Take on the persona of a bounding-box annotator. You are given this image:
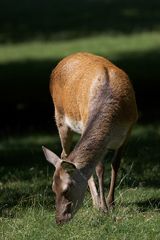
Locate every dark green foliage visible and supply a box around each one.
[0,0,160,42]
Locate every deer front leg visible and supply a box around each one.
[88,176,100,209]
[60,126,73,160]
[55,110,73,159]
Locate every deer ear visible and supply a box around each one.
[61,161,76,175]
[42,146,61,167]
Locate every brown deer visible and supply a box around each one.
[42,52,138,224]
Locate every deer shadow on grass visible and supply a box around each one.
[116,122,160,189]
[0,183,55,218]
[134,198,160,212]
[0,148,58,218]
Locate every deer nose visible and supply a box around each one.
[56,213,72,225]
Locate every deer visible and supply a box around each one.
[42,52,138,224]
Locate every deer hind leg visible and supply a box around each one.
[96,161,108,212]
[106,145,125,209]
[55,110,73,159]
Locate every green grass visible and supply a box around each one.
[0,124,160,240]
[1,191,160,240]
[0,32,160,64]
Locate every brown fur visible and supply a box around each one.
[44,52,138,224]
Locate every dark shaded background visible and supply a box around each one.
[0,0,160,135]
[0,0,160,42]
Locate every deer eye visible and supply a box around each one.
[63,189,68,195]
[63,184,72,197]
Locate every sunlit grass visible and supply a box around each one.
[0,31,160,63]
[1,188,160,240]
[0,134,57,151]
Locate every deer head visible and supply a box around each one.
[42,146,87,224]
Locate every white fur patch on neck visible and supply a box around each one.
[65,116,84,134]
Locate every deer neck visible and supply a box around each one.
[68,99,116,180]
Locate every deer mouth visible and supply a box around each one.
[56,213,72,225]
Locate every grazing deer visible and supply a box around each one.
[42,52,138,224]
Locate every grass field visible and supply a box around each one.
[0,124,160,240]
